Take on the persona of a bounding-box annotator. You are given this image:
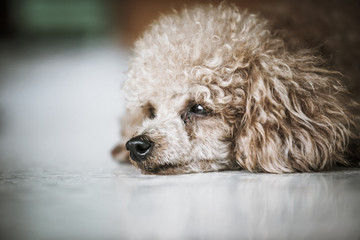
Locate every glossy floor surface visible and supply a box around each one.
[1,42,359,240]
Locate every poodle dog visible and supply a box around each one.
[112,3,360,174]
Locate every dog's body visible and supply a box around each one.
[113,3,360,174]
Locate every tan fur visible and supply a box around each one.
[113,3,360,174]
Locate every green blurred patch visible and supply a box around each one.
[12,0,111,36]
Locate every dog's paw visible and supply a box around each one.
[111,143,130,163]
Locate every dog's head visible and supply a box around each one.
[122,4,357,174]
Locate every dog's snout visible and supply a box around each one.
[126,135,154,162]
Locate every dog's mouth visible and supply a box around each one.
[138,162,187,175]
[131,160,190,175]
[133,159,239,175]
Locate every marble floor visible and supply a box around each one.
[0,41,359,240]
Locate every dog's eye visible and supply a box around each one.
[149,107,156,119]
[189,104,207,115]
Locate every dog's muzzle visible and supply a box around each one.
[126,135,154,162]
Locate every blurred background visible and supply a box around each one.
[0,0,125,171]
[0,1,359,239]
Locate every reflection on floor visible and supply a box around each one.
[0,42,359,240]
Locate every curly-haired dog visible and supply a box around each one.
[112,3,360,174]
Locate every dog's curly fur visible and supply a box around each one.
[112,3,360,174]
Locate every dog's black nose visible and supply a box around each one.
[126,135,154,162]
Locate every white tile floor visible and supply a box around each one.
[0,41,359,240]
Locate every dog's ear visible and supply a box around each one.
[233,51,358,173]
